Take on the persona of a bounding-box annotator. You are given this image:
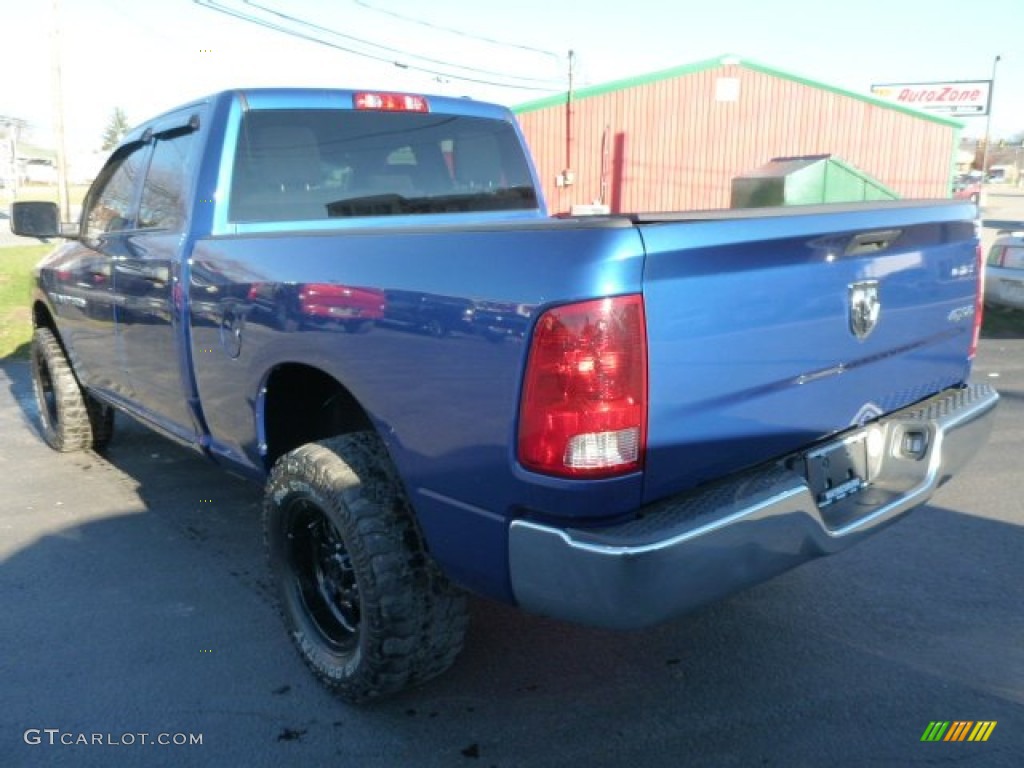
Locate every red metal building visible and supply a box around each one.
[513,54,961,214]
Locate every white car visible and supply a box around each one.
[985,231,1024,310]
[21,159,58,185]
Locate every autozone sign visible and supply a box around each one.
[870,80,992,116]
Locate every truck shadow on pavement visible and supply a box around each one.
[3,360,1023,766]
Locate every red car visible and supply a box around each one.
[297,283,386,332]
[952,175,981,204]
[248,282,385,333]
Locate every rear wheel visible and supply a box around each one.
[31,327,114,452]
[264,432,468,703]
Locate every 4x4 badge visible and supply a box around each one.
[849,280,880,340]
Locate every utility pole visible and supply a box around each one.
[1,118,22,199]
[979,54,1001,191]
[51,0,70,221]
[562,49,575,188]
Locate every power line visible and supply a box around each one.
[193,0,564,92]
[242,0,562,85]
[351,0,561,62]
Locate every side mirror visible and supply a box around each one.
[9,201,72,238]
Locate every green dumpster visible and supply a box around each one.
[731,154,899,208]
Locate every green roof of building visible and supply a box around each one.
[514,53,963,129]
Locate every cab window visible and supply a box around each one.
[83,144,149,237]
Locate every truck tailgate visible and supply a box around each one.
[637,202,979,503]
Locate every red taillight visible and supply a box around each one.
[518,295,647,478]
[353,92,429,112]
[969,243,984,360]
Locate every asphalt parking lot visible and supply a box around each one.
[1,193,1022,767]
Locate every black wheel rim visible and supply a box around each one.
[285,497,361,652]
[34,351,58,429]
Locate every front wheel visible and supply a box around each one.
[31,327,114,452]
[264,432,468,703]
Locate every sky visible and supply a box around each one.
[1,0,1021,157]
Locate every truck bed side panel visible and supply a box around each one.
[187,221,646,597]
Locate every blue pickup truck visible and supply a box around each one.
[10,88,998,702]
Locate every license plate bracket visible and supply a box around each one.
[803,431,870,506]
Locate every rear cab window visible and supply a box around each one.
[228,109,538,223]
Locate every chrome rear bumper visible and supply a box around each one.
[509,384,998,629]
